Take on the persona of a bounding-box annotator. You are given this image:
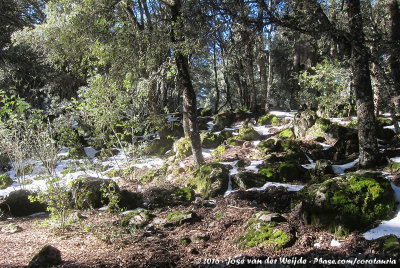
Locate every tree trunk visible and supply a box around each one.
[168,0,204,165]
[347,0,379,167]
[390,0,400,112]
[213,43,220,114]
[265,23,274,113]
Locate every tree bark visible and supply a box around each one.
[213,43,220,114]
[168,0,204,165]
[390,0,400,112]
[347,0,379,167]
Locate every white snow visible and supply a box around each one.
[302,154,316,170]
[222,160,239,197]
[391,157,400,163]
[269,110,295,118]
[246,181,304,192]
[332,158,359,175]
[245,160,264,172]
[330,239,341,247]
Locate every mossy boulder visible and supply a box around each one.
[235,211,291,250]
[258,114,279,126]
[305,118,331,138]
[226,137,244,146]
[212,111,235,131]
[166,210,196,226]
[279,128,294,139]
[293,110,318,138]
[233,171,267,189]
[309,160,334,183]
[145,186,194,209]
[296,172,395,236]
[257,138,280,154]
[259,162,307,183]
[122,209,150,229]
[70,177,120,209]
[28,245,62,268]
[188,163,229,198]
[146,136,175,156]
[173,137,192,159]
[238,125,261,141]
[0,190,47,217]
[377,235,400,258]
[0,173,13,189]
[201,131,225,148]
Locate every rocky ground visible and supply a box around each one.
[1,109,400,267]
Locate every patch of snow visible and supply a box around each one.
[121,207,146,215]
[98,206,108,211]
[222,160,239,197]
[202,148,215,159]
[253,140,261,147]
[245,160,264,172]
[166,114,180,123]
[269,110,295,118]
[207,121,215,131]
[28,212,46,217]
[302,154,316,170]
[314,243,320,248]
[391,157,400,163]
[318,142,332,150]
[330,239,341,247]
[133,157,164,169]
[247,181,304,192]
[364,183,400,240]
[332,158,359,175]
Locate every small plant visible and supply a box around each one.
[29,177,74,232]
[101,181,121,213]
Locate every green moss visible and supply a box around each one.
[381,235,400,258]
[188,162,229,198]
[278,162,300,182]
[298,172,395,235]
[174,137,192,159]
[201,131,225,148]
[227,137,241,146]
[122,209,149,229]
[166,210,193,225]
[257,138,278,153]
[279,129,294,139]
[0,173,13,189]
[216,211,224,219]
[376,117,392,127]
[235,212,290,250]
[172,186,194,202]
[306,118,331,138]
[238,125,261,141]
[258,114,279,126]
[147,136,175,156]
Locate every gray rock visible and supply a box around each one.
[28,245,62,268]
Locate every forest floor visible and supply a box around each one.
[1,111,400,267]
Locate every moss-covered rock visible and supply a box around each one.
[293,110,318,138]
[122,209,150,229]
[70,177,120,209]
[257,138,280,154]
[201,131,225,148]
[0,190,47,217]
[238,125,261,141]
[171,186,195,202]
[0,173,13,189]
[145,186,194,209]
[226,137,244,146]
[305,118,331,138]
[233,171,267,189]
[235,211,291,250]
[0,154,10,172]
[146,136,175,156]
[296,172,395,236]
[118,190,143,210]
[377,235,400,258]
[279,128,294,139]
[28,245,62,268]
[309,159,334,183]
[173,137,192,159]
[212,111,235,132]
[166,210,196,226]
[259,162,307,183]
[258,114,279,126]
[188,163,229,198]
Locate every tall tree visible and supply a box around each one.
[167,0,204,165]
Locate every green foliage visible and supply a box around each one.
[29,177,74,232]
[0,173,13,189]
[174,137,192,159]
[211,145,226,160]
[200,131,225,148]
[100,182,121,213]
[298,59,352,117]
